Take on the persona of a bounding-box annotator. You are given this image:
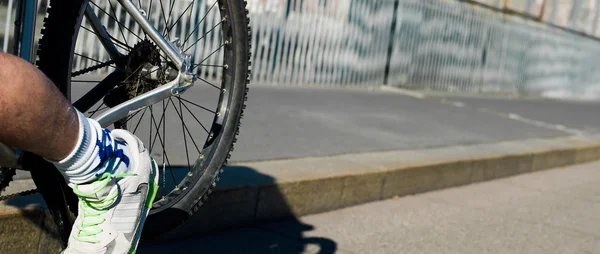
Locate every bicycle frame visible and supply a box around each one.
[0,0,197,168]
[0,0,37,168]
[12,0,37,62]
[81,0,195,127]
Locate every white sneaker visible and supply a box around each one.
[63,129,158,254]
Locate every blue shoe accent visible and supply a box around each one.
[95,129,130,176]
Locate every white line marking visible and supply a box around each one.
[380,86,426,99]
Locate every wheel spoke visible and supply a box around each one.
[85,5,123,60]
[149,105,154,153]
[195,76,222,90]
[88,102,105,118]
[95,0,132,44]
[177,97,210,134]
[184,21,222,52]
[161,100,177,189]
[124,109,143,123]
[185,0,196,42]
[165,0,195,36]
[150,103,167,153]
[132,107,148,134]
[74,53,122,71]
[122,65,146,83]
[169,98,202,155]
[81,26,132,52]
[149,104,172,193]
[178,97,216,114]
[193,43,225,66]
[148,0,154,21]
[157,0,170,35]
[183,0,218,47]
[193,64,226,68]
[104,0,140,43]
[72,80,108,83]
[177,96,192,170]
[149,100,176,194]
[163,0,176,36]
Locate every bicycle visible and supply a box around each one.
[0,0,251,247]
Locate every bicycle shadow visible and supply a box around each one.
[2,176,69,254]
[138,165,338,254]
[2,153,79,254]
[2,165,338,253]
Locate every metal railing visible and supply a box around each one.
[1,0,600,100]
[390,0,600,99]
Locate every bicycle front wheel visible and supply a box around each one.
[36,0,251,237]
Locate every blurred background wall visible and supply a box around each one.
[1,0,600,100]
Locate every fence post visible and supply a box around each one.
[383,0,400,85]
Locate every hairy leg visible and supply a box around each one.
[0,52,78,161]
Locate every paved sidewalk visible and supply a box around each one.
[139,159,600,254]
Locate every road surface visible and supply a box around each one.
[140,159,600,254]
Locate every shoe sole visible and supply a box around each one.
[128,158,159,254]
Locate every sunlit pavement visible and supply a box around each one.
[140,159,600,254]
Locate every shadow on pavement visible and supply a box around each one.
[3,165,338,253]
[138,165,338,254]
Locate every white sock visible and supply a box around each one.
[50,110,132,184]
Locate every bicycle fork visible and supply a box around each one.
[12,0,38,63]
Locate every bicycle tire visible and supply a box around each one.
[36,0,251,238]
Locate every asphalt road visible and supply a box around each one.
[70,83,570,164]
[430,93,600,134]
[139,159,600,254]
[12,82,596,179]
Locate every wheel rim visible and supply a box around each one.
[69,0,234,212]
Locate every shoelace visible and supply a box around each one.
[72,172,135,243]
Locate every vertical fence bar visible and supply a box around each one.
[383,0,398,85]
[283,1,294,84]
[352,0,360,86]
[303,1,316,84]
[331,2,343,85]
[251,5,263,83]
[348,0,357,85]
[271,2,283,84]
[407,0,419,89]
[290,0,301,84]
[254,3,266,83]
[299,0,311,85]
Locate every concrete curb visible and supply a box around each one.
[2,135,600,250]
[170,135,600,238]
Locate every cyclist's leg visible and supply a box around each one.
[0,52,78,161]
[0,52,156,253]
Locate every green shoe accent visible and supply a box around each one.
[72,172,134,243]
[145,161,158,208]
[145,180,158,208]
